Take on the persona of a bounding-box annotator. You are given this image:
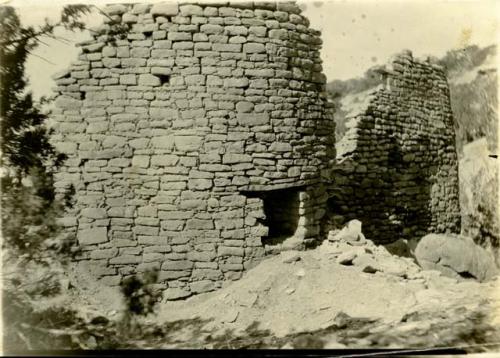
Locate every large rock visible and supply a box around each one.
[415,233,498,282]
[459,138,499,264]
[329,219,365,244]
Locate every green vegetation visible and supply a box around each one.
[0,6,134,352]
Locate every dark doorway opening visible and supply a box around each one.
[244,187,302,245]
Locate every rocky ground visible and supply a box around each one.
[150,236,500,350]
[5,234,500,352]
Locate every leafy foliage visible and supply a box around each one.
[60,5,92,31]
[0,7,66,174]
[0,6,83,263]
[118,270,162,339]
[121,270,161,317]
[0,5,155,352]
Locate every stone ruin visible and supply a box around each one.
[50,1,460,299]
[323,50,462,244]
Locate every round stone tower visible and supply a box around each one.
[51,1,334,299]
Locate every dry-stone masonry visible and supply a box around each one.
[323,51,461,244]
[50,1,335,299]
[51,2,461,298]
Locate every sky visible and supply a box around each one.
[8,0,499,99]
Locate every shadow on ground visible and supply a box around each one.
[4,294,500,352]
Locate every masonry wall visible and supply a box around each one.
[324,50,461,243]
[50,2,334,299]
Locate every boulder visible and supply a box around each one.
[415,233,498,282]
[329,219,366,244]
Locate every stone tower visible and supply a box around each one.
[51,1,335,299]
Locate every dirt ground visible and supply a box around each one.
[150,240,500,349]
[7,237,500,351]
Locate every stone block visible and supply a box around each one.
[236,112,269,126]
[179,4,203,16]
[192,269,223,281]
[134,226,159,236]
[158,270,190,281]
[136,206,157,218]
[188,178,213,190]
[109,255,142,265]
[200,153,221,164]
[116,47,130,58]
[150,108,178,120]
[269,142,292,152]
[168,32,192,41]
[151,67,172,76]
[174,136,203,151]
[78,227,108,246]
[144,245,172,253]
[143,253,164,263]
[132,155,150,168]
[81,208,107,219]
[243,42,266,53]
[187,251,216,262]
[161,260,194,271]
[102,58,120,68]
[269,29,288,40]
[108,158,131,167]
[218,246,245,257]
[235,101,254,113]
[224,77,249,88]
[120,74,137,85]
[223,154,252,164]
[122,13,138,23]
[151,155,179,167]
[138,74,161,86]
[124,138,146,150]
[151,2,179,16]
[186,218,214,230]
[131,47,150,58]
[161,220,185,231]
[190,280,216,293]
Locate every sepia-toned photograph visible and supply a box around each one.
[0,0,499,354]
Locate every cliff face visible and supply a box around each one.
[459,138,499,263]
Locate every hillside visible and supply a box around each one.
[328,44,498,155]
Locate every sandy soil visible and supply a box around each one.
[157,240,499,340]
